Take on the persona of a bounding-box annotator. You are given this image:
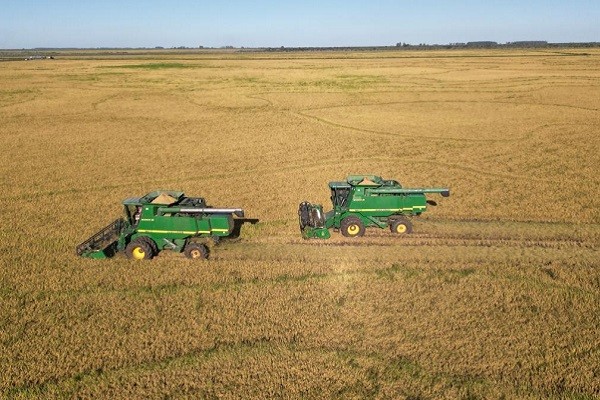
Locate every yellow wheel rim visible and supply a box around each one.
[190,249,201,259]
[132,247,146,260]
[396,224,407,234]
[348,224,360,235]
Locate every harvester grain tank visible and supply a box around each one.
[298,175,449,239]
[76,190,245,260]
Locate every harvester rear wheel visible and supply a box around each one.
[390,218,413,235]
[184,243,209,260]
[340,217,365,238]
[126,238,154,260]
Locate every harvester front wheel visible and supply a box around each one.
[138,236,159,255]
[390,218,413,235]
[184,243,209,260]
[126,239,154,260]
[340,217,365,238]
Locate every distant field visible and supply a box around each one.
[0,49,598,399]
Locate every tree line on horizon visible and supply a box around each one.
[3,41,599,54]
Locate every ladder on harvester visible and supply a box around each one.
[76,218,124,258]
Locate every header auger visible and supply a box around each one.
[76,190,245,260]
[299,175,449,239]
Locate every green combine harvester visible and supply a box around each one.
[299,175,449,239]
[76,190,244,260]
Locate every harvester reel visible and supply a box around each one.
[298,202,312,230]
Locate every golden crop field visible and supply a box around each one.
[1,48,599,399]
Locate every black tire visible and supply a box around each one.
[340,216,365,238]
[125,238,154,260]
[137,236,159,255]
[184,243,209,260]
[390,218,413,235]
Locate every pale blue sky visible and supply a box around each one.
[1,0,598,48]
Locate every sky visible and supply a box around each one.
[1,0,599,49]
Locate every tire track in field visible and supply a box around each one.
[292,106,595,144]
[0,90,41,109]
[235,94,590,184]
[3,339,458,398]
[403,76,600,94]
[11,239,597,301]
[247,92,597,145]
[298,108,527,143]
[3,150,557,201]
[236,154,558,185]
[300,98,600,113]
[283,237,594,250]
[4,86,589,199]
[0,90,124,121]
[90,92,122,111]
[247,232,595,250]
[185,93,273,111]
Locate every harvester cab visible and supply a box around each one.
[330,182,351,208]
[76,190,245,260]
[299,175,449,239]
